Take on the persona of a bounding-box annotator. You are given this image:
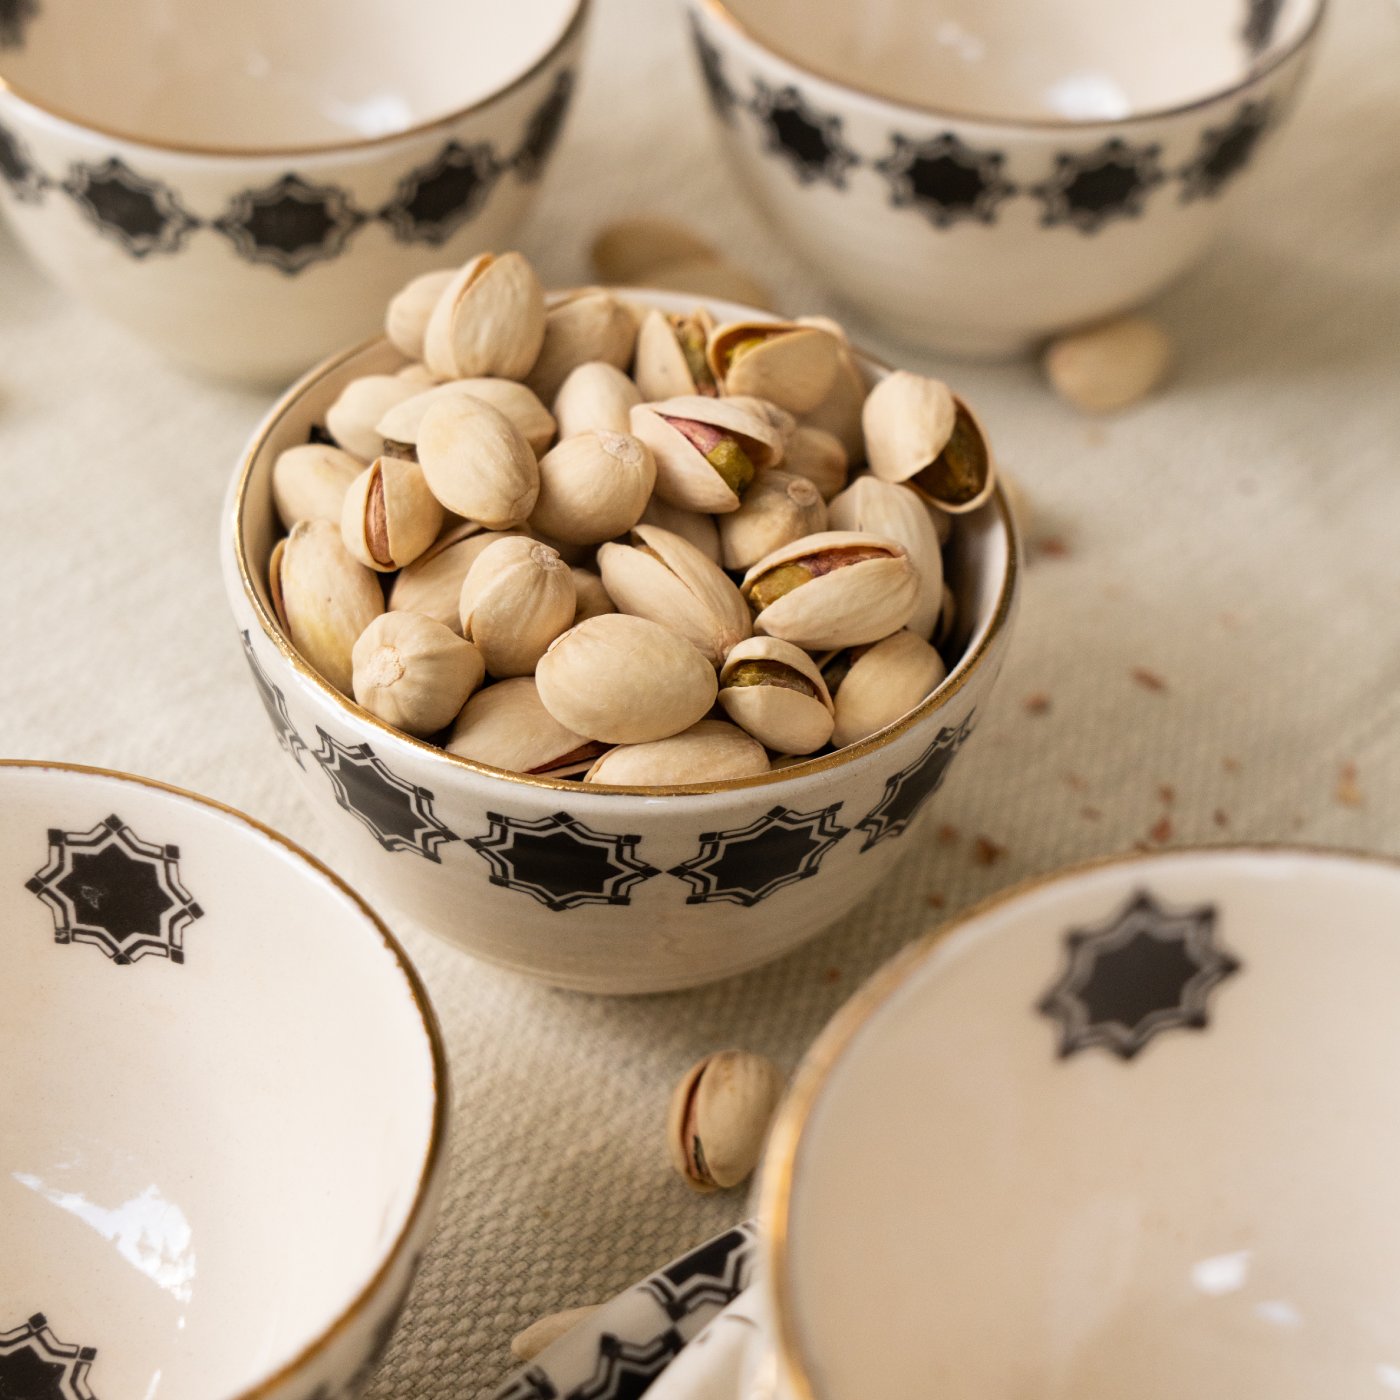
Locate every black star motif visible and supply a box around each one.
[856,713,975,852]
[688,15,737,123]
[380,141,501,245]
[214,173,364,275]
[573,1332,685,1400]
[62,157,199,258]
[0,1316,96,1400]
[1039,890,1241,1061]
[670,804,848,907]
[27,815,203,966]
[642,1224,756,1321]
[465,811,658,911]
[513,70,576,182]
[876,132,1015,228]
[1243,0,1284,52]
[0,119,44,203]
[1031,138,1164,234]
[313,729,456,861]
[0,0,38,49]
[241,631,306,767]
[1179,102,1272,202]
[751,82,859,189]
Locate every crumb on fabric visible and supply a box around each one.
[925,893,946,910]
[1132,667,1168,693]
[1222,756,1241,774]
[936,823,959,845]
[1157,784,1176,806]
[1038,536,1071,559]
[1148,815,1174,844]
[1336,762,1363,808]
[1213,808,1230,828]
[822,967,842,985]
[973,836,1006,866]
[1080,806,1102,821]
[1064,772,1089,793]
[1023,693,1052,716]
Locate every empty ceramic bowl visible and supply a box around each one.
[220,290,1020,995]
[684,0,1325,356]
[0,760,448,1400]
[0,0,588,379]
[756,846,1400,1398]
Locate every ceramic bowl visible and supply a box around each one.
[751,846,1400,1398]
[683,0,1325,357]
[219,290,1020,995]
[0,0,588,380]
[0,760,449,1400]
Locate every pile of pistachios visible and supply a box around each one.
[267,248,995,787]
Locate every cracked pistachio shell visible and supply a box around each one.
[378,378,556,457]
[800,338,868,462]
[633,307,718,401]
[423,250,546,380]
[459,536,576,678]
[272,442,363,530]
[591,218,720,283]
[385,269,455,360]
[529,431,657,545]
[828,629,948,749]
[536,614,716,744]
[638,496,722,564]
[782,425,848,501]
[597,524,751,667]
[707,321,840,415]
[553,361,643,438]
[388,524,525,631]
[351,611,485,737]
[828,476,944,639]
[445,676,600,776]
[719,470,827,571]
[741,530,918,651]
[570,568,615,625]
[340,458,444,572]
[630,395,781,513]
[667,1049,785,1192]
[417,395,540,528]
[585,719,768,786]
[325,374,421,462]
[526,289,638,403]
[271,519,384,696]
[718,635,834,755]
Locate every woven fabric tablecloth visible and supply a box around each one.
[3,0,1399,1394]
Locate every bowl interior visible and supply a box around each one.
[1,0,579,148]
[0,764,440,1400]
[718,0,1319,121]
[773,848,1400,1398]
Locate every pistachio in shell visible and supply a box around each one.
[529,431,657,545]
[633,307,718,401]
[385,269,455,361]
[445,676,606,777]
[638,496,722,564]
[718,636,834,755]
[423,250,546,381]
[800,334,868,463]
[351,611,485,737]
[416,395,540,528]
[459,536,576,678]
[707,321,841,415]
[378,378,556,459]
[526,288,638,404]
[667,1049,786,1192]
[585,719,768,786]
[718,470,828,572]
[388,524,525,632]
[782,425,848,501]
[324,374,421,462]
[272,442,363,530]
[630,395,781,514]
[553,361,643,438]
[826,630,948,749]
[570,568,615,625]
[340,458,444,573]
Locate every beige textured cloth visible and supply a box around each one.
[2,0,1399,1394]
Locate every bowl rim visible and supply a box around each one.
[0,0,589,159]
[228,289,1020,800]
[0,758,451,1400]
[757,840,1400,1400]
[693,0,1327,131]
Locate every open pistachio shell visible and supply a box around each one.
[325,374,421,462]
[340,457,444,573]
[388,524,525,632]
[667,1049,786,1192]
[718,470,827,571]
[707,322,841,415]
[718,635,834,755]
[800,337,868,463]
[377,378,556,458]
[529,431,657,545]
[907,397,996,515]
[272,442,363,530]
[385,269,455,361]
[423,251,546,381]
[351,611,485,737]
[526,288,638,404]
[553,361,643,438]
[584,719,768,786]
[639,496,722,564]
[416,395,540,528]
[630,395,781,514]
[782,425,848,501]
[459,536,576,678]
[445,676,604,777]
[633,307,718,401]
[828,630,948,748]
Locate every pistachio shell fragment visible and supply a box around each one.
[325,374,420,462]
[385,269,455,361]
[340,458,444,572]
[445,676,604,776]
[707,322,841,415]
[351,611,485,737]
[827,630,948,749]
[1044,315,1171,413]
[718,470,828,571]
[667,1049,785,1192]
[633,307,718,401]
[416,395,540,528]
[378,378,556,458]
[638,496,722,564]
[585,719,768,786]
[526,288,638,403]
[530,431,657,545]
[590,218,720,283]
[388,524,525,632]
[570,568,615,625]
[423,250,546,381]
[272,442,363,530]
[718,636,834,755]
[459,536,576,678]
[630,395,781,513]
[553,361,643,437]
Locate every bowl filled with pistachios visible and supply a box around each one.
[221,249,1020,994]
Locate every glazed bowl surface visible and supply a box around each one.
[0,761,448,1400]
[220,290,1020,995]
[760,846,1400,1399]
[0,0,588,380]
[684,0,1324,357]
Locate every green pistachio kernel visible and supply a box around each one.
[706,437,756,495]
[746,561,815,611]
[915,404,987,507]
[724,659,819,698]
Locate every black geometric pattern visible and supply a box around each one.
[565,1333,685,1400]
[214,173,365,275]
[876,132,1016,228]
[63,157,198,258]
[513,70,576,182]
[1243,0,1284,52]
[1039,890,1241,1061]
[313,728,457,861]
[496,1369,558,1400]
[1179,101,1272,201]
[0,0,37,48]
[0,1314,96,1399]
[1030,138,1165,233]
[381,141,501,245]
[241,631,306,767]
[669,804,848,907]
[689,16,737,123]
[27,814,203,966]
[751,82,859,189]
[641,1225,755,1320]
[0,119,45,203]
[466,811,658,911]
[856,713,975,852]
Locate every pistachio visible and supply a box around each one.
[909,399,996,514]
[722,395,797,451]
[826,630,948,749]
[553,361,643,438]
[526,288,638,403]
[385,269,455,361]
[636,496,721,564]
[742,530,919,651]
[324,374,421,462]
[423,251,546,381]
[1044,315,1171,413]
[782,425,848,501]
[630,395,781,513]
[529,431,657,545]
[388,524,525,632]
[597,524,751,666]
[536,614,717,744]
[351,612,485,737]
[340,458,444,572]
[707,321,841,415]
[445,676,606,777]
[270,519,384,696]
[800,334,868,462]
[935,581,957,649]
[667,1050,785,1192]
[590,218,720,283]
[718,636,834,755]
[459,536,576,678]
[633,307,718,401]
[417,395,540,528]
[395,362,438,386]
[927,500,953,547]
[585,719,768,786]
[643,258,775,312]
[378,378,556,458]
[511,1307,604,1363]
[718,470,828,572]
[570,568,615,625]
[271,442,363,530]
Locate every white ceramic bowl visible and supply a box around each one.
[0,0,588,380]
[756,846,1400,1398]
[684,0,1325,357]
[0,760,449,1400]
[219,291,1020,995]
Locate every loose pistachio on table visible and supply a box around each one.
[667,1049,786,1193]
